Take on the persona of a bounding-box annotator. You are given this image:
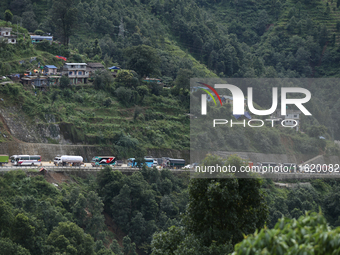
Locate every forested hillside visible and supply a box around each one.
[2,0,340,151]
[2,162,340,255]
[0,167,189,255]
[2,0,340,254]
[3,0,340,80]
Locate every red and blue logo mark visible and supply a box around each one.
[197,82,222,106]
[99,157,115,164]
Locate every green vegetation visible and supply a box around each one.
[150,155,268,254]
[233,212,340,255]
[96,166,189,253]
[1,155,340,255]
[1,0,340,151]
[151,154,340,254]
[0,80,189,155]
[0,170,109,255]
[0,166,189,255]
[2,0,340,254]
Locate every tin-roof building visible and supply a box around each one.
[62,63,89,84]
[44,65,57,75]
[86,63,105,76]
[30,35,53,44]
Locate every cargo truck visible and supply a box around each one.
[166,158,185,168]
[54,155,84,166]
[0,155,9,166]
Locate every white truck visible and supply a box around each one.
[54,155,84,166]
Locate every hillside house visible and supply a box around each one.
[44,65,57,75]
[62,63,89,84]
[220,95,247,106]
[283,110,301,131]
[273,110,301,131]
[221,95,233,104]
[87,62,105,76]
[30,35,53,44]
[21,76,49,87]
[143,77,162,85]
[0,27,17,44]
[87,62,104,70]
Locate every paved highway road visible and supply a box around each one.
[0,164,188,173]
[2,163,340,178]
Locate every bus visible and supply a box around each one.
[91,156,116,167]
[127,158,156,168]
[127,158,135,167]
[166,158,185,168]
[10,155,41,166]
[145,157,158,167]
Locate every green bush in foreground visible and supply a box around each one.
[233,212,340,255]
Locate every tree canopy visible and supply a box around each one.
[51,0,78,45]
[125,45,160,77]
[233,212,340,255]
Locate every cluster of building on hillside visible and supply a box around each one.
[2,26,163,87]
[9,63,122,87]
[8,62,163,88]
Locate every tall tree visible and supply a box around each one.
[184,155,268,246]
[0,199,13,235]
[46,221,95,255]
[4,10,13,23]
[51,0,78,45]
[125,45,160,77]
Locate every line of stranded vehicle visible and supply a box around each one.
[0,156,332,173]
[2,155,186,168]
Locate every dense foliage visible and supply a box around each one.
[1,158,340,255]
[0,170,111,255]
[96,166,189,253]
[151,155,268,254]
[233,212,340,255]
[150,155,340,254]
[0,167,189,255]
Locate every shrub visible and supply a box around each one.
[60,75,70,89]
[115,87,135,106]
[93,70,114,91]
[233,212,340,255]
[103,98,112,107]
